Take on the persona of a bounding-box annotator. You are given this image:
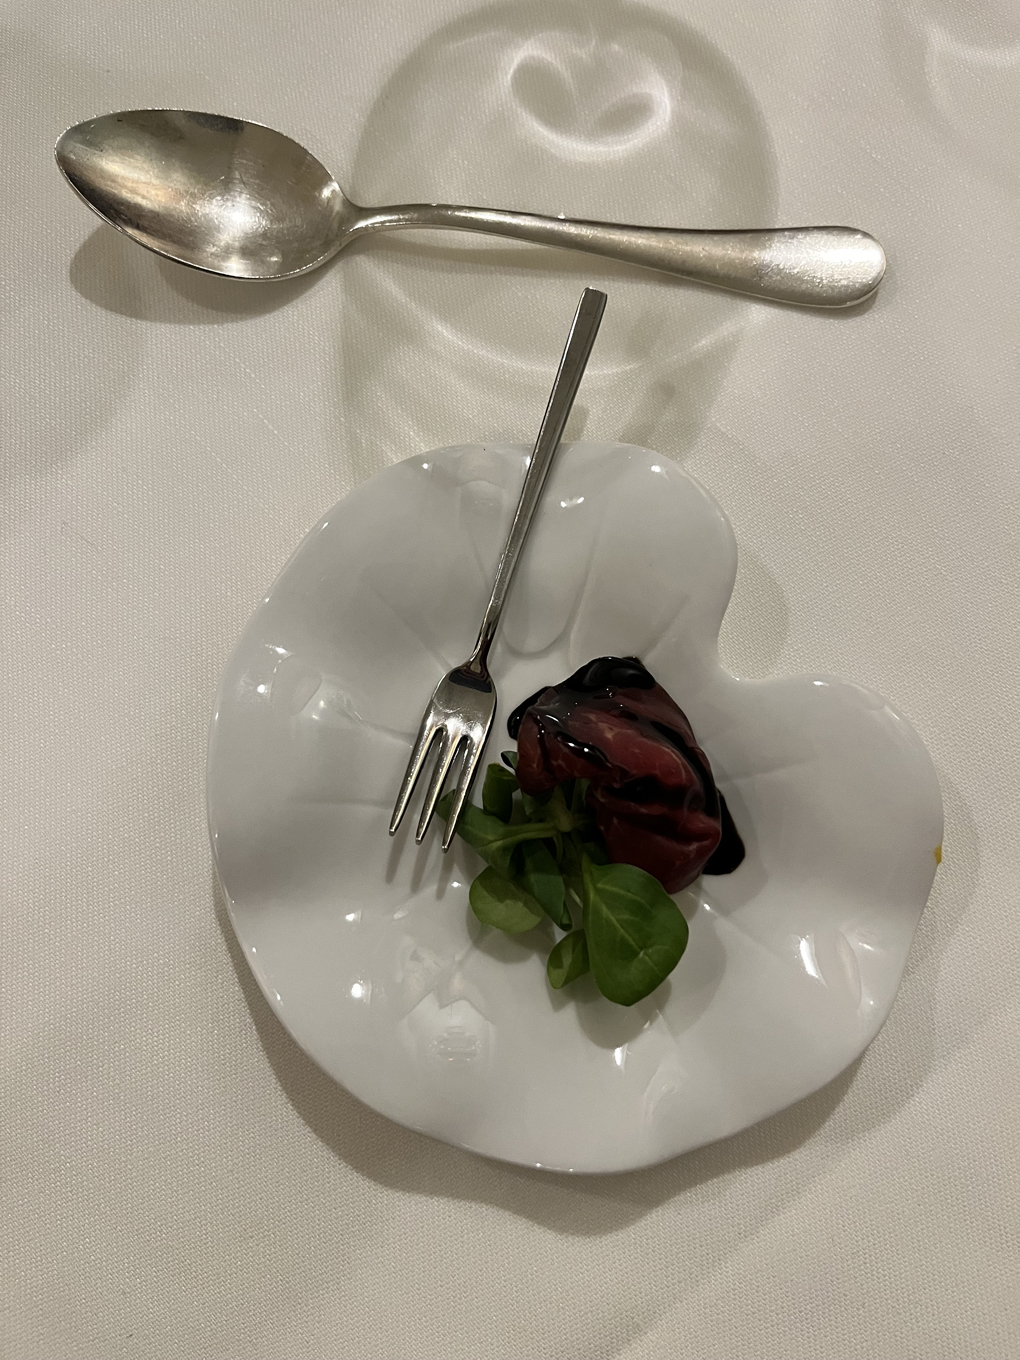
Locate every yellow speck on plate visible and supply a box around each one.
[934,845,942,865]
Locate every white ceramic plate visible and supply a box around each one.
[207,443,942,1173]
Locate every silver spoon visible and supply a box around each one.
[55,109,885,308]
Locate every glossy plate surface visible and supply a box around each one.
[207,443,942,1172]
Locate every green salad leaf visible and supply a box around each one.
[469,868,544,933]
[439,759,690,1007]
[547,930,590,988]
[582,859,689,1006]
[481,763,516,823]
[518,839,571,929]
[437,792,555,878]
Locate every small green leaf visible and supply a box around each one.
[470,868,543,933]
[569,778,590,814]
[482,763,516,822]
[518,839,571,929]
[583,858,689,1006]
[561,834,585,912]
[501,750,519,770]
[547,930,590,989]
[508,797,529,826]
[580,832,609,865]
[547,785,577,832]
[439,800,556,877]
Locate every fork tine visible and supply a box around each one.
[389,714,441,835]
[441,735,486,852]
[415,729,465,844]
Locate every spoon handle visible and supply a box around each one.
[353,204,884,308]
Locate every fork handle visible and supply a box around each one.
[470,287,606,669]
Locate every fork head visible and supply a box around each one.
[389,663,496,850]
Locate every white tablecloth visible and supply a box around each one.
[3,0,1018,1355]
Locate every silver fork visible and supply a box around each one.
[389,286,607,850]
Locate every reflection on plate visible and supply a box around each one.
[207,443,942,1172]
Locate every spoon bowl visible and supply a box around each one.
[56,109,886,306]
[56,110,354,278]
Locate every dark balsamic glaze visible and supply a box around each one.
[507,686,552,739]
[553,730,612,769]
[704,796,744,875]
[507,655,745,875]
[561,656,657,692]
[506,655,655,738]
